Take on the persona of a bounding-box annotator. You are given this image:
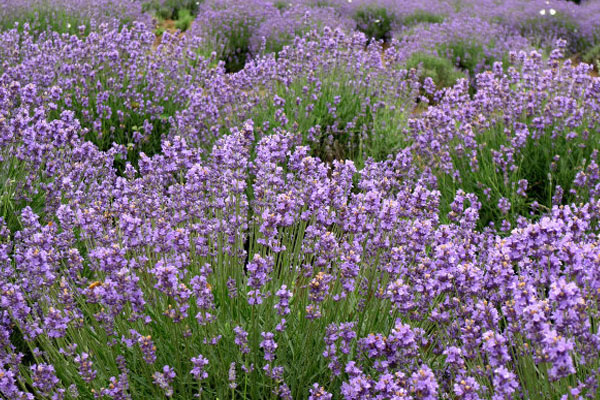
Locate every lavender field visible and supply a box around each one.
[1,0,600,399]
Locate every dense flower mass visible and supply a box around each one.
[0,0,600,399]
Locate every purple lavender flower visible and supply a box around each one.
[260,332,278,362]
[497,197,511,215]
[74,353,96,384]
[274,285,292,316]
[246,254,274,305]
[309,383,332,400]
[228,362,237,389]
[190,354,209,381]
[30,364,59,397]
[100,373,131,400]
[153,366,176,398]
[234,326,250,354]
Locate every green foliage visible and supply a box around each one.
[313,0,334,7]
[405,52,465,89]
[191,3,261,72]
[401,10,445,27]
[80,101,175,172]
[217,23,253,73]
[46,62,188,170]
[174,8,193,31]
[199,15,256,72]
[437,39,487,75]
[260,21,324,57]
[274,0,289,11]
[353,5,395,42]
[0,155,46,233]
[582,43,600,65]
[143,0,201,21]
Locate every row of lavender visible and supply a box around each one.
[188,0,600,74]
[2,0,600,74]
[0,1,600,400]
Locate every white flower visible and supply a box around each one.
[549,8,556,15]
[539,9,546,15]
[374,19,381,23]
[67,23,71,28]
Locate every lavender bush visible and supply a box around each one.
[407,41,600,228]
[0,0,150,35]
[0,1,600,399]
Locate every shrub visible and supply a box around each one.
[582,43,600,65]
[410,46,600,229]
[192,0,273,72]
[0,7,86,36]
[174,8,194,31]
[143,0,201,20]
[395,16,530,79]
[405,52,465,90]
[248,4,354,57]
[0,23,220,171]
[239,29,419,165]
[353,5,395,42]
[0,0,147,36]
[437,39,489,76]
[273,0,289,11]
[519,13,586,54]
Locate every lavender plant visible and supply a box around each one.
[0,0,150,35]
[353,4,395,42]
[410,42,600,229]
[0,22,221,168]
[240,28,419,164]
[191,0,277,72]
[0,1,600,400]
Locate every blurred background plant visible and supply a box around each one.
[353,4,395,42]
[142,0,200,31]
[0,0,148,35]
